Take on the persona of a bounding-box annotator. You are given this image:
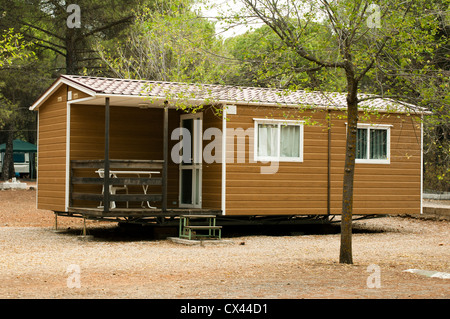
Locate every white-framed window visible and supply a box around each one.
[355,123,391,164]
[254,118,304,162]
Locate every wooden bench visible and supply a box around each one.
[179,215,222,240]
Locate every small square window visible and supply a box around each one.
[254,119,304,162]
[355,124,390,164]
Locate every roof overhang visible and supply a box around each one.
[29,76,97,110]
[29,76,212,110]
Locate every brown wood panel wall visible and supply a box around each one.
[329,112,422,215]
[224,105,422,216]
[201,106,223,210]
[224,105,329,215]
[37,85,68,211]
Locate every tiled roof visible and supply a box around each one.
[61,75,419,112]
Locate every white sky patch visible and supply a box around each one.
[194,0,264,38]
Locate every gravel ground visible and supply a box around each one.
[0,188,449,299]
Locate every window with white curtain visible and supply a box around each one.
[254,119,304,162]
[355,124,391,164]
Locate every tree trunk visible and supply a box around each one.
[340,81,359,264]
[2,124,15,180]
[66,29,79,75]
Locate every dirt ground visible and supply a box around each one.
[0,188,448,300]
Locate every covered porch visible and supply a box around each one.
[66,95,222,221]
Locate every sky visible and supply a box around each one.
[195,0,264,38]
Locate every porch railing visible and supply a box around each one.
[69,159,164,212]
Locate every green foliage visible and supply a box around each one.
[99,0,230,84]
[0,28,37,129]
[0,0,149,75]
[0,28,35,68]
[224,23,347,91]
[424,114,450,192]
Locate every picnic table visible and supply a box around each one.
[96,169,160,209]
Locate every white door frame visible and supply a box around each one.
[179,113,203,208]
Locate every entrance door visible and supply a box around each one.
[179,113,202,208]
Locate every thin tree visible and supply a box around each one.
[232,0,446,263]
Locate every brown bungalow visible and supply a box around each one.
[29,75,424,227]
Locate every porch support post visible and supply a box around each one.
[103,97,110,213]
[327,109,331,216]
[162,101,169,212]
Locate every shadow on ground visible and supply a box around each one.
[53,218,386,242]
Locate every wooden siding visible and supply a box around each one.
[330,111,422,215]
[224,106,422,216]
[37,85,68,211]
[201,106,223,210]
[67,87,91,101]
[225,106,329,215]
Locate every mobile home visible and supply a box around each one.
[30,75,424,224]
